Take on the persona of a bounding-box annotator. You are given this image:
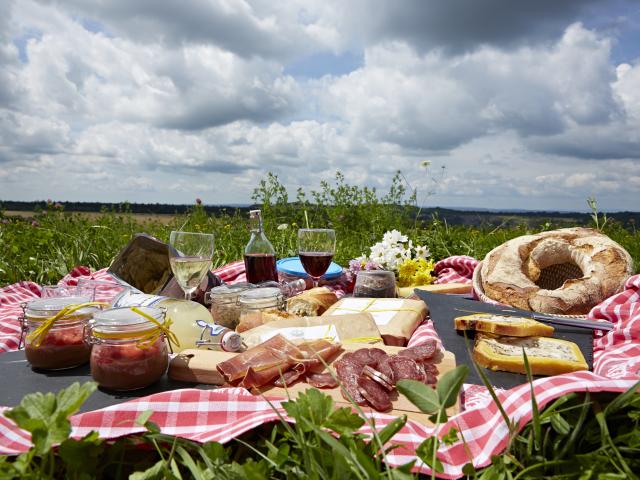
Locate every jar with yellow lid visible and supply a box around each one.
[86,307,169,391]
[21,296,101,370]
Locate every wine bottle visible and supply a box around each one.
[244,209,279,284]
[112,290,214,352]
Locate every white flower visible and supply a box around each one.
[383,229,407,245]
[415,245,430,259]
[277,223,289,230]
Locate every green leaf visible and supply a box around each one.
[129,459,167,480]
[549,413,571,436]
[416,437,444,473]
[59,431,103,477]
[4,382,96,455]
[441,427,459,446]
[364,415,407,457]
[396,380,439,414]
[604,380,640,417]
[325,407,365,435]
[135,410,155,427]
[436,364,469,409]
[282,388,334,431]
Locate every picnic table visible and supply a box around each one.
[1,257,639,478]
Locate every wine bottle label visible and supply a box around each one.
[113,292,169,308]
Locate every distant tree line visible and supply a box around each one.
[1,200,639,230]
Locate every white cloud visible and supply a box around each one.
[0,1,638,212]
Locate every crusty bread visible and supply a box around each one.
[473,334,588,376]
[287,287,338,317]
[454,313,554,337]
[480,228,633,315]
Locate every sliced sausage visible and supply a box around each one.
[306,372,339,389]
[389,356,426,382]
[358,377,392,412]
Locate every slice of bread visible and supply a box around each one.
[473,334,588,376]
[455,313,554,337]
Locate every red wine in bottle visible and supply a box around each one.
[299,252,333,278]
[244,253,278,284]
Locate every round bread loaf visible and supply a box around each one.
[480,227,633,315]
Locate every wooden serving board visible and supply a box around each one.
[169,344,457,425]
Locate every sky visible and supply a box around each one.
[1,0,640,212]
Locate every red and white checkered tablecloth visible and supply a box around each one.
[2,257,640,478]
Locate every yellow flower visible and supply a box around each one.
[397,259,418,287]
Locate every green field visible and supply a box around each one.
[1,172,638,286]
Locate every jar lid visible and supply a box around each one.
[238,287,283,307]
[91,307,165,337]
[209,283,254,299]
[26,296,94,317]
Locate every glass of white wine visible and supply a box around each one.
[168,231,215,301]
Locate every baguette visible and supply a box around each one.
[473,334,588,376]
[455,313,554,337]
[287,287,338,316]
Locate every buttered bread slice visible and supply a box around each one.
[455,313,554,337]
[473,334,588,376]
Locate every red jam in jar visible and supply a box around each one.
[22,296,97,370]
[88,307,169,391]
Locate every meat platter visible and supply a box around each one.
[169,340,457,425]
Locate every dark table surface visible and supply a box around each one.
[0,350,216,412]
[414,290,594,389]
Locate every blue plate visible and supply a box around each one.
[277,257,343,279]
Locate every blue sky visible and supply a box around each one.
[1,0,639,212]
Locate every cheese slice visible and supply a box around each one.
[455,313,554,337]
[473,334,588,376]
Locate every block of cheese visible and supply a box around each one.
[473,334,588,376]
[455,313,554,337]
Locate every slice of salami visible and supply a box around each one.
[424,372,438,385]
[357,377,392,412]
[398,340,438,361]
[306,372,339,389]
[421,363,439,375]
[351,348,378,366]
[376,356,396,385]
[335,362,366,404]
[368,348,387,364]
[362,365,394,391]
[389,356,426,382]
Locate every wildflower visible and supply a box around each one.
[421,160,431,168]
[415,245,430,259]
[54,202,62,209]
[31,220,39,227]
[1,219,8,224]
[47,199,52,205]
[195,198,202,205]
[277,223,289,230]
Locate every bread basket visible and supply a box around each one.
[472,262,588,319]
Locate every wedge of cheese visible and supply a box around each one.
[473,334,588,376]
[455,313,554,337]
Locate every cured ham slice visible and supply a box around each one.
[295,339,343,372]
[217,334,303,387]
[273,363,306,388]
[306,372,339,389]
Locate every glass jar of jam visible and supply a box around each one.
[21,296,98,370]
[206,283,255,329]
[237,287,285,328]
[87,307,169,391]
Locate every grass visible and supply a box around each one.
[1,171,639,287]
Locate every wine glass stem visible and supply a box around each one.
[184,290,190,301]
[312,277,319,288]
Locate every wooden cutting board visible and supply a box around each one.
[169,344,457,425]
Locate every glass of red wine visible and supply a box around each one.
[297,228,336,288]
